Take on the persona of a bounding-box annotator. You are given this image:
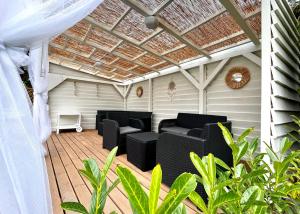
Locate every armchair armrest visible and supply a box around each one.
[158,119,177,133]
[187,128,203,138]
[129,118,145,130]
[103,119,120,150]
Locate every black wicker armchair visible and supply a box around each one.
[156,121,232,199]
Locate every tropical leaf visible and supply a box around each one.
[214,157,231,171]
[264,142,279,162]
[83,159,100,182]
[237,127,254,144]
[172,203,187,214]
[188,191,208,214]
[149,164,162,214]
[61,202,88,214]
[190,152,210,186]
[212,192,239,210]
[236,141,249,164]
[116,165,149,214]
[79,169,98,189]
[218,123,238,155]
[157,173,196,214]
[279,137,294,154]
[207,154,216,186]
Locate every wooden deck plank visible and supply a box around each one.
[47,131,198,214]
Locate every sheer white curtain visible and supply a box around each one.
[0,0,103,213]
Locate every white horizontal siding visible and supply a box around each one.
[206,56,261,139]
[49,75,124,130]
[127,80,149,111]
[152,72,199,132]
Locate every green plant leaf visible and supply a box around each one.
[237,127,254,144]
[116,165,149,214]
[83,159,100,182]
[241,186,259,205]
[218,123,238,155]
[236,141,249,164]
[61,202,88,214]
[249,137,259,155]
[100,147,118,187]
[188,191,208,214]
[110,211,118,214]
[190,152,210,185]
[157,173,197,214]
[79,169,98,189]
[279,137,294,154]
[214,157,231,171]
[172,203,187,214]
[263,142,279,162]
[212,192,239,209]
[149,164,162,214]
[99,178,121,210]
[207,153,216,186]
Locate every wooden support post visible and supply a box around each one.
[148,78,153,112]
[199,64,206,114]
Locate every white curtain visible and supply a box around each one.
[0,0,103,213]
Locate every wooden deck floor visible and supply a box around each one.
[46,131,198,214]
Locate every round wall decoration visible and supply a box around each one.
[167,80,176,102]
[226,67,251,89]
[136,86,143,97]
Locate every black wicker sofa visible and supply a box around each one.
[158,113,227,136]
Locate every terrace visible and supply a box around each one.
[0,0,299,214]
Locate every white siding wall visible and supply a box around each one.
[205,56,261,139]
[126,80,149,111]
[152,71,199,132]
[124,56,261,139]
[49,65,124,130]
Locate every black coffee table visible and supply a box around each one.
[126,132,159,171]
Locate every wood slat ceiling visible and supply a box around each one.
[49,0,261,82]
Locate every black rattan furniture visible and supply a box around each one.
[96,110,152,135]
[127,132,159,171]
[103,118,143,155]
[156,121,232,200]
[158,113,227,135]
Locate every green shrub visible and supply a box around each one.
[189,123,300,214]
[116,164,197,214]
[61,147,119,214]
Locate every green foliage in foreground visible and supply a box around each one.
[189,122,300,214]
[116,164,197,214]
[61,147,119,214]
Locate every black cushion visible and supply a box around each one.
[120,126,141,134]
[108,112,128,127]
[161,126,190,135]
[176,113,227,129]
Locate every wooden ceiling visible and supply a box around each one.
[49,0,261,82]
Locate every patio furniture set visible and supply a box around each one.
[96,110,233,199]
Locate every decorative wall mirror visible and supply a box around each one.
[136,86,143,97]
[226,67,250,89]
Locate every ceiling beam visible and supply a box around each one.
[85,16,179,66]
[121,0,211,58]
[151,0,173,15]
[219,0,260,45]
[111,8,131,31]
[180,8,227,36]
